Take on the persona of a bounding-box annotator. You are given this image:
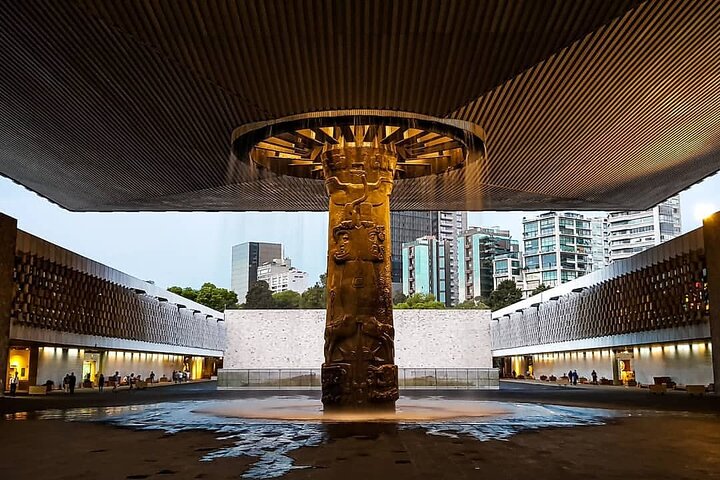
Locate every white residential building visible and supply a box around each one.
[257,258,309,294]
[589,216,609,271]
[607,196,682,262]
[521,212,592,291]
[492,252,522,289]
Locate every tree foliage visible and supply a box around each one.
[393,291,408,305]
[272,290,302,309]
[486,280,523,311]
[395,292,445,309]
[167,283,238,311]
[455,298,490,309]
[531,284,552,296]
[244,280,275,309]
[299,274,327,309]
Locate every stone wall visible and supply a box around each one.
[223,309,492,369]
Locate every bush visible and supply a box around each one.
[540,375,548,381]
[549,375,557,381]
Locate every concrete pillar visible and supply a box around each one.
[0,213,18,396]
[704,212,720,391]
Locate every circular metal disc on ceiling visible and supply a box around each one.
[232,110,487,180]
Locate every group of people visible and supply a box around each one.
[57,370,160,393]
[566,369,599,385]
[62,372,77,393]
[510,368,600,385]
[107,371,156,391]
[171,370,188,383]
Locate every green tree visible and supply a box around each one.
[196,282,239,311]
[393,291,408,305]
[167,286,198,303]
[272,290,301,309]
[168,283,237,311]
[487,280,523,311]
[532,284,552,296]
[455,298,490,309]
[300,274,327,309]
[244,280,275,309]
[403,292,445,309]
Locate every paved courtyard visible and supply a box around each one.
[1,381,719,479]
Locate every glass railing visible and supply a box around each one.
[217,368,500,389]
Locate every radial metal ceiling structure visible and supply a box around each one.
[1,0,719,211]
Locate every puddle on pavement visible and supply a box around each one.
[3,396,615,478]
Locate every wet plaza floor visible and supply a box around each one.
[4,395,616,478]
[2,385,720,479]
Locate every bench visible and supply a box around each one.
[556,377,570,386]
[649,384,666,394]
[135,380,148,390]
[686,385,706,396]
[653,376,676,389]
[28,386,47,395]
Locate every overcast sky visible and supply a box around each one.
[1,172,718,291]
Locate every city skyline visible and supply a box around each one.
[1,172,717,293]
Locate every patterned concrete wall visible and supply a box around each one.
[492,228,708,353]
[223,309,491,369]
[11,230,225,355]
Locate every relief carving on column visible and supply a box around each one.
[321,150,398,408]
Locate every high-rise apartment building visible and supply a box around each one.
[457,227,518,302]
[230,242,283,303]
[390,212,433,292]
[522,212,591,291]
[432,211,467,305]
[401,236,451,305]
[493,252,522,288]
[590,216,610,271]
[390,211,466,305]
[257,258,309,294]
[607,195,682,262]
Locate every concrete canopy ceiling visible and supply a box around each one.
[0,0,718,212]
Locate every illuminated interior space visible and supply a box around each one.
[504,341,713,386]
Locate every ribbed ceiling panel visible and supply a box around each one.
[0,0,718,211]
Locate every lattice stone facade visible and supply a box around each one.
[10,230,225,353]
[492,228,708,351]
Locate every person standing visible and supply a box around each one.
[591,370,598,384]
[9,372,19,396]
[68,372,76,394]
[63,373,69,393]
[98,373,105,392]
[149,371,155,384]
[572,370,579,385]
[112,371,120,392]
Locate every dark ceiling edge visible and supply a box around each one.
[0,173,86,213]
[3,162,717,215]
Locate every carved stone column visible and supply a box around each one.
[231,110,487,411]
[321,147,398,409]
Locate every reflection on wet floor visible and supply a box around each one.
[2,396,615,479]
